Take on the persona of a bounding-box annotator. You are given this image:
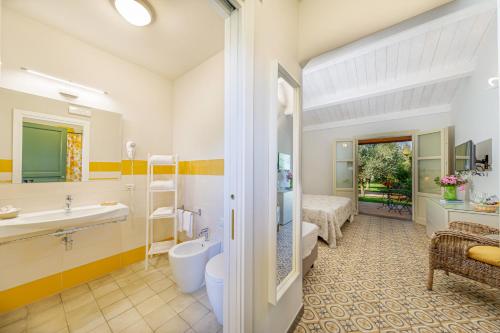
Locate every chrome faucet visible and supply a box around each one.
[199,227,209,241]
[65,194,73,213]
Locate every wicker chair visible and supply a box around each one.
[427,221,500,290]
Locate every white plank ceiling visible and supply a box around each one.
[302,1,496,131]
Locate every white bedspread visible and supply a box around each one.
[302,222,319,259]
[302,194,353,248]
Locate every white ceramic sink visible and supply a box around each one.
[0,203,129,240]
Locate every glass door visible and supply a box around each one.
[333,140,357,211]
[414,128,449,224]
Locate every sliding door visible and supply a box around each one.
[414,128,450,224]
[333,139,357,212]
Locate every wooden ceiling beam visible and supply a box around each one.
[303,64,474,112]
[303,104,451,132]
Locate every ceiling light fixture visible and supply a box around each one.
[21,67,108,94]
[113,0,154,27]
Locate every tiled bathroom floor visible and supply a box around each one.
[0,255,222,333]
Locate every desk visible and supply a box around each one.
[426,198,499,237]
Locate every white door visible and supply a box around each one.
[212,0,253,332]
[413,128,450,225]
[333,140,357,212]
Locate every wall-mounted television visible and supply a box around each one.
[455,140,474,172]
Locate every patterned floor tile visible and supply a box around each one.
[295,215,500,333]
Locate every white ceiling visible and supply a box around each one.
[3,0,225,79]
[302,1,496,131]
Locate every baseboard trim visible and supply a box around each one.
[287,304,304,333]
[0,245,146,313]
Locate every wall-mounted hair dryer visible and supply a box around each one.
[125,141,137,215]
[126,141,136,160]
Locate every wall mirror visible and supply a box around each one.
[0,87,122,184]
[268,62,301,305]
[15,110,89,183]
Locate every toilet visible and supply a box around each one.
[205,253,224,325]
[169,238,220,293]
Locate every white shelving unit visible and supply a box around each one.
[145,154,178,269]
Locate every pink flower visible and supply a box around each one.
[436,174,468,187]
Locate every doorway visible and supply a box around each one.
[357,136,413,220]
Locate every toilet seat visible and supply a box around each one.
[206,253,224,284]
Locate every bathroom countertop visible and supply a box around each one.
[0,223,62,243]
[0,203,129,244]
[0,215,127,244]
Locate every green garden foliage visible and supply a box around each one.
[358,142,412,197]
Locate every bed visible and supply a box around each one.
[302,221,319,275]
[302,194,354,248]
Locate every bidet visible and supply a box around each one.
[169,238,221,293]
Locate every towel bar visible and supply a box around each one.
[179,205,202,216]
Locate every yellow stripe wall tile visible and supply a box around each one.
[0,159,224,178]
[153,165,176,175]
[120,160,175,175]
[0,274,62,314]
[121,159,147,175]
[121,245,147,266]
[89,162,122,180]
[0,246,145,313]
[179,159,224,175]
[121,159,225,175]
[0,159,13,173]
[120,159,224,176]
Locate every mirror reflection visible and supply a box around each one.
[475,139,493,171]
[22,119,84,183]
[276,77,295,285]
[0,87,122,184]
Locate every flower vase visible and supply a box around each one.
[443,186,457,201]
